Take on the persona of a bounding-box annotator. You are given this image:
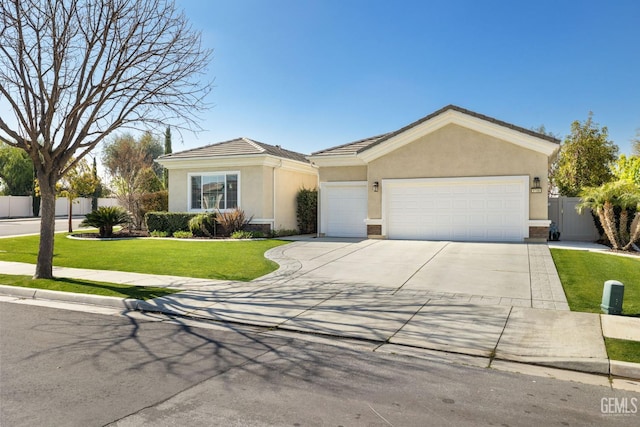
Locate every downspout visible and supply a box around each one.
[272,159,282,233]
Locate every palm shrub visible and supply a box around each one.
[577,180,640,251]
[81,206,131,238]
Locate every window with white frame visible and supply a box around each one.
[189,172,239,211]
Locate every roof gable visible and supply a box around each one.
[308,105,560,166]
[361,105,559,154]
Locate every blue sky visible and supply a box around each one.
[173,0,639,155]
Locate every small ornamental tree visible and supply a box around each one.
[552,114,618,197]
[58,159,100,232]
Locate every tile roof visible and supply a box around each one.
[158,137,310,163]
[310,133,391,156]
[310,105,561,157]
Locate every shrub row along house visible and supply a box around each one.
[157,105,560,241]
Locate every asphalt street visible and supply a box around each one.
[1,302,638,427]
[0,217,86,237]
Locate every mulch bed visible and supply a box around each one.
[71,230,150,239]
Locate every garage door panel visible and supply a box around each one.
[386,177,527,242]
[323,184,367,237]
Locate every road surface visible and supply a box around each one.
[1,302,638,426]
[0,217,86,237]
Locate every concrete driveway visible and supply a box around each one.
[262,238,569,310]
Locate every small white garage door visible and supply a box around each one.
[321,182,367,237]
[385,176,528,242]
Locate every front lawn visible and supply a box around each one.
[550,249,640,316]
[0,234,288,281]
[0,274,179,300]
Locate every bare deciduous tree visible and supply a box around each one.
[0,0,212,278]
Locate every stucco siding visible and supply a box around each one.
[167,165,267,218]
[274,168,318,230]
[319,166,367,182]
[367,124,549,220]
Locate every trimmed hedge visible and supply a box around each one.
[145,212,201,235]
[296,187,317,234]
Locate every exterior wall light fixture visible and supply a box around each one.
[372,181,379,192]
[531,177,542,193]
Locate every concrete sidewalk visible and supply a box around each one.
[1,257,637,380]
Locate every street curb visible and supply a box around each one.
[493,355,610,376]
[2,285,640,381]
[0,285,141,309]
[610,360,640,380]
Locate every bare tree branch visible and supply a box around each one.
[0,0,213,278]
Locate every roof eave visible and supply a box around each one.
[306,154,366,167]
[157,153,313,170]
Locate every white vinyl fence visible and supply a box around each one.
[0,196,120,218]
[0,196,32,218]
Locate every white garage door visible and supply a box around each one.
[385,176,528,242]
[322,182,367,237]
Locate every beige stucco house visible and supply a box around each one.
[308,105,560,241]
[156,137,317,232]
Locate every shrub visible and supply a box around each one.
[149,230,169,237]
[140,190,168,214]
[230,230,254,239]
[189,213,217,237]
[81,206,131,238]
[296,187,317,234]
[172,230,194,239]
[216,207,253,236]
[145,212,198,234]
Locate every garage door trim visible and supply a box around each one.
[381,175,529,241]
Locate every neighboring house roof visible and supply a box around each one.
[158,137,310,163]
[310,105,560,158]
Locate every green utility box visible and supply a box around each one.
[601,280,624,315]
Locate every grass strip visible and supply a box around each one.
[0,274,180,300]
[605,337,640,364]
[550,249,640,315]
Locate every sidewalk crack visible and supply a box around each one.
[488,305,513,368]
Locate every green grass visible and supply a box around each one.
[550,249,640,316]
[0,234,289,281]
[0,274,179,300]
[605,338,640,364]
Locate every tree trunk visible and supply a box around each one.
[602,202,620,250]
[35,173,57,279]
[623,213,640,251]
[68,198,73,233]
[619,209,629,247]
